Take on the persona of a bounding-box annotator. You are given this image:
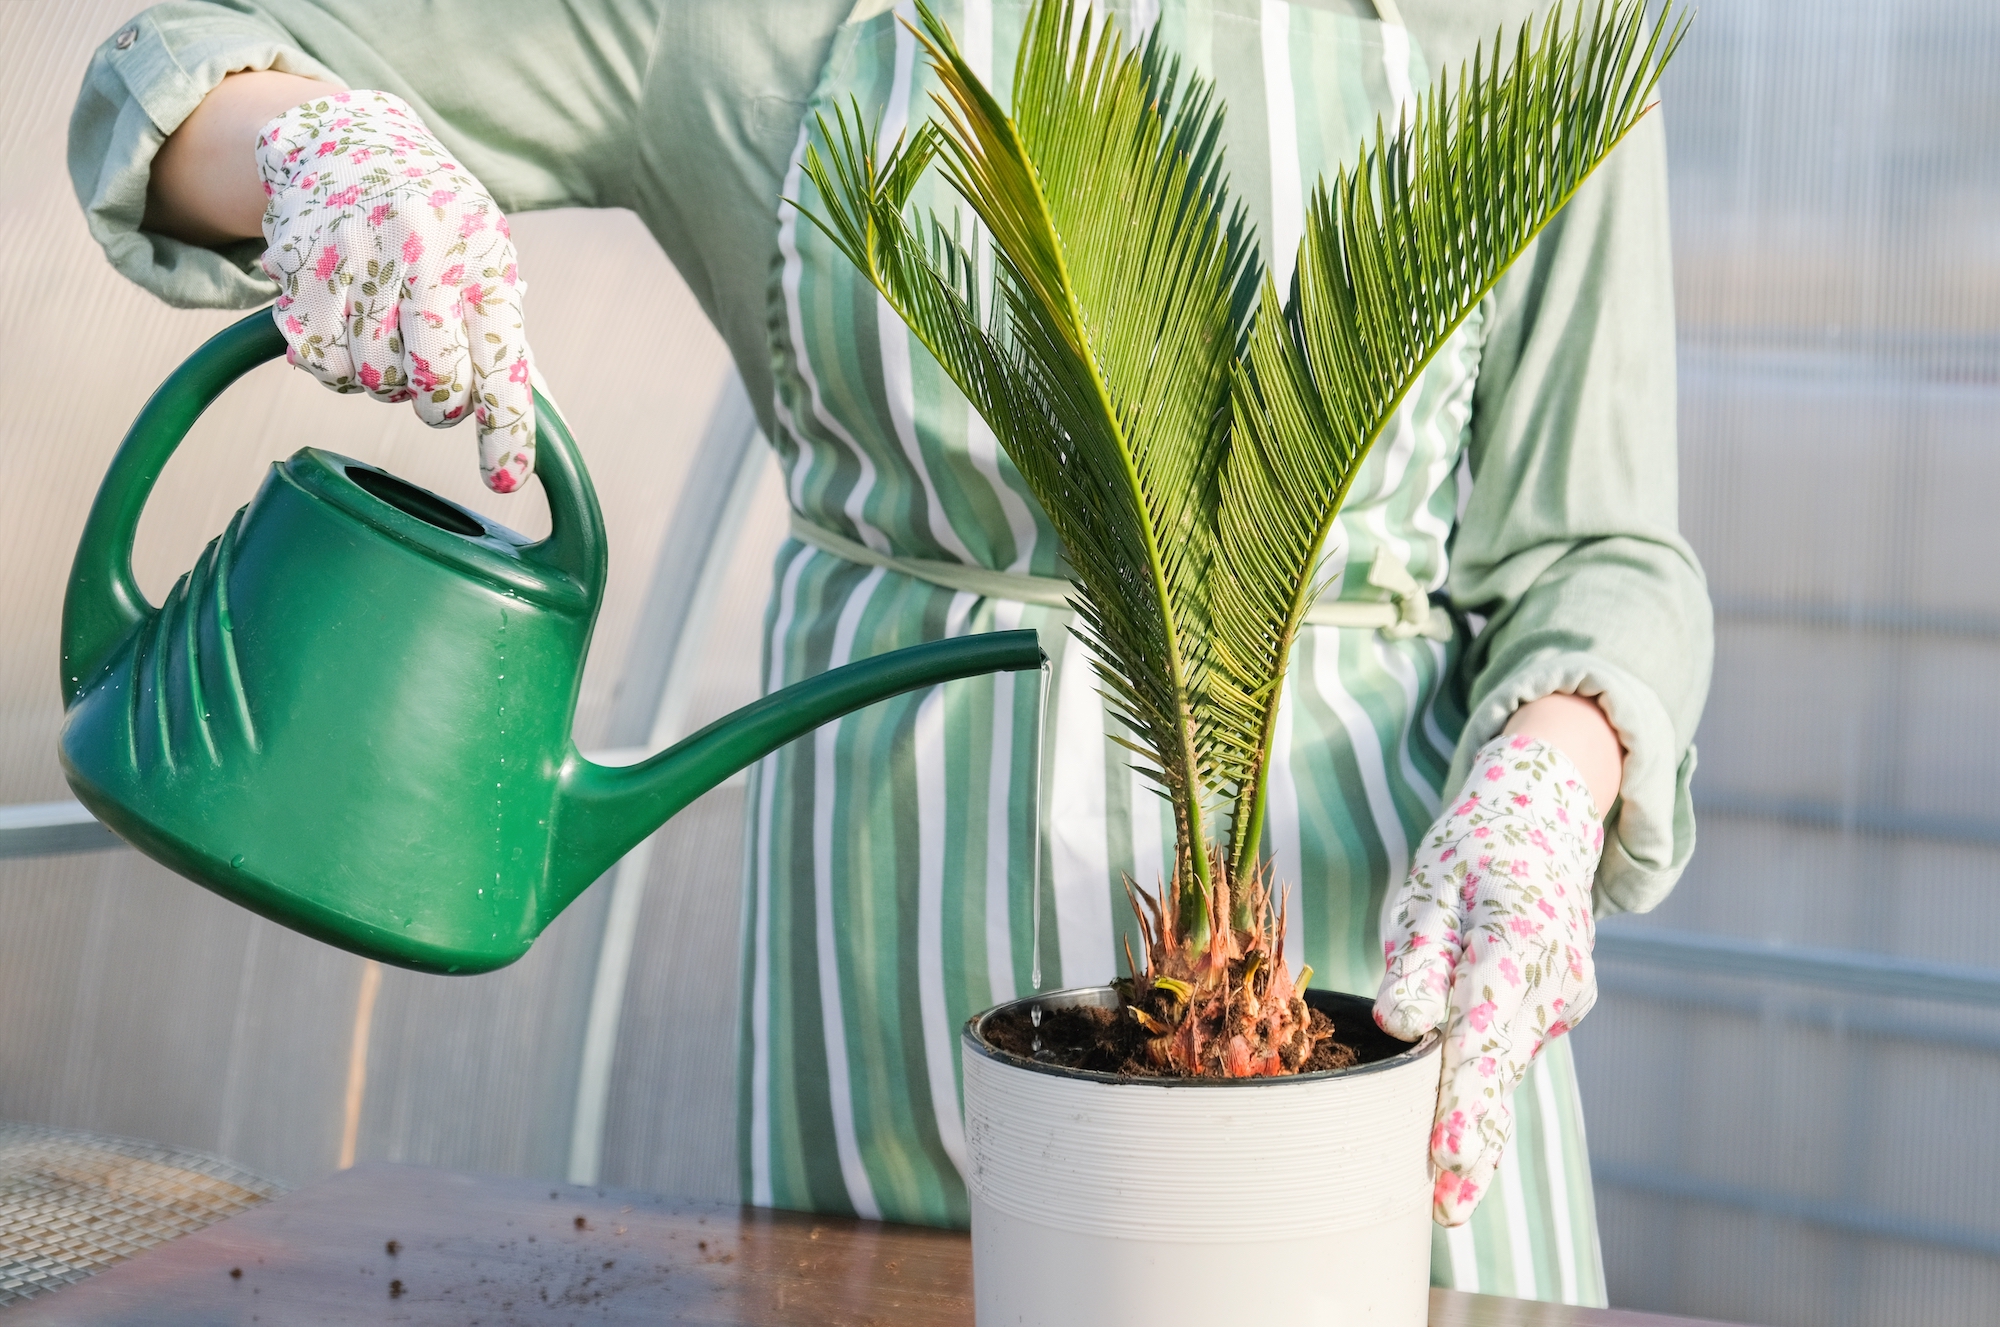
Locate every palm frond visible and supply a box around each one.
[1215,0,1685,885]
[797,0,1253,938]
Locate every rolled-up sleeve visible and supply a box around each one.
[69,1,657,309]
[69,5,341,307]
[1446,111,1713,918]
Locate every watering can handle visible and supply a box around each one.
[61,307,604,705]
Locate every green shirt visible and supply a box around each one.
[68,0,1710,917]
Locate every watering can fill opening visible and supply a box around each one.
[345,464,489,540]
[59,308,1047,975]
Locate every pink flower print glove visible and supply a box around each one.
[256,90,534,493]
[1373,732,1604,1226]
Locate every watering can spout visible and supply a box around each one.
[59,308,1049,975]
[546,630,1046,915]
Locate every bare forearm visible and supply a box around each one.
[1503,691,1623,816]
[143,70,341,246]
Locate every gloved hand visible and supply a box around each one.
[255,90,534,493]
[1374,732,1604,1225]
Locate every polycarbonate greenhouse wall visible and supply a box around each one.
[1573,1,2000,1322]
[0,4,1996,1325]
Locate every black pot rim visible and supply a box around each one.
[962,984,1440,1088]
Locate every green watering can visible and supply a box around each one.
[59,310,1045,975]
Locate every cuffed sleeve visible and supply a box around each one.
[68,1,659,309]
[1444,111,1714,919]
[68,5,341,307]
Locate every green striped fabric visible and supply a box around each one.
[739,0,1606,1305]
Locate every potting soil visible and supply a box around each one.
[981,1003,1362,1079]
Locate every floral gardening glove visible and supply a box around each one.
[256,90,534,493]
[1373,732,1604,1226]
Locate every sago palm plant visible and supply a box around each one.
[802,0,1683,1076]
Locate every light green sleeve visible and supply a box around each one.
[67,0,662,309]
[626,3,853,441]
[1445,110,1713,919]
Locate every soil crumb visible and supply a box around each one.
[983,1002,1362,1078]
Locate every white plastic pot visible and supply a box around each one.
[962,985,1441,1325]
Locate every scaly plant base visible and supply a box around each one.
[1119,860,1345,1077]
[985,861,1357,1078]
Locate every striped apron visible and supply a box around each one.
[740,0,1607,1304]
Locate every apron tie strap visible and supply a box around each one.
[1345,547,1456,641]
[788,512,1453,641]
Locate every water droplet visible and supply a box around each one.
[230,855,244,870]
[1030,1005,1042,1028]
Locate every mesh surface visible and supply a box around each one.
[0,1120,286,1306]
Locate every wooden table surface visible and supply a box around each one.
[4,1163,1744,1326]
